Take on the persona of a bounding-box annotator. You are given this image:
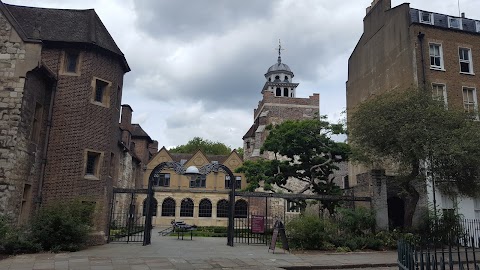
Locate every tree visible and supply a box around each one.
[169,137,232,155]
[236,117,349,214]
[235,147,244,157]
[349,88,480,228]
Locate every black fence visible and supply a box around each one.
[398,237,480,270]
[398,219,480,269]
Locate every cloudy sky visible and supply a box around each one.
[7,0,480,149]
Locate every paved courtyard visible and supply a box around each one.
[0,231,398,270]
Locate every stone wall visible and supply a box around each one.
[0,10,43,223]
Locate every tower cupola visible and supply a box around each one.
[262,40,299,97]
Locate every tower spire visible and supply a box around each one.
[277,39,284,64]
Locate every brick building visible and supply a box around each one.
[0,1,156,242]
[347,0,480,229]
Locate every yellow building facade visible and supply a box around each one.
[142,147,246,228]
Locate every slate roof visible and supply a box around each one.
[2,2,129,71]
[410,8,480,34]
[242,123,257,139]
[131,124,153,142]
[169,153,229,164]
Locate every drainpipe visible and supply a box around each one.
[417,32,426,89]
[35,52,60,212]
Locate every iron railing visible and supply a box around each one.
[398,237,480,270]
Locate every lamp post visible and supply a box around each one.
[144,161,236,247]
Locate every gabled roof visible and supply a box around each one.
[1,2,129,71]
[131,124,153,143]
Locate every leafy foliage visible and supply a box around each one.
[286,214,337,250]
[168,137,232,155]
[30,200,95,252]
[236,147,244,157]
[349,89,480,226]
[285,210,392,251]
[337,207,375,235]
[236,117,349,214]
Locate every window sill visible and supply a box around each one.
[460,72,475,76]
[84,175,100,180]
[60,71,81,77]
[90,100,110,108]
[430,67,445,71]
[420,21,434,25]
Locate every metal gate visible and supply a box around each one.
[233,195,285,245]
[108,188,147,243]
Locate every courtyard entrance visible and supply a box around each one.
[108,188,148,243]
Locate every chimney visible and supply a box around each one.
[366,0,391,15]
[461,12,465,18]
[149,141,159,157]
[120,104,133,130]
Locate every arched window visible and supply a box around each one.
[217,199,229,218]
[275,75,280,80]
[268,78,271,82]
[161,197,175,217]
[283,88,289,97]
[284,76,289,81]
[276,88,281,96]
[235,199,248,218]
[180,198,194,217]
[199,199,212,217]
[142,197,157,216]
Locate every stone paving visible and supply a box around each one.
[0,233,398,270]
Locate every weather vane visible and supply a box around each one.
[276,39,285,63]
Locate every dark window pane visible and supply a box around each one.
[153,173,170,187]
[234,200,248,218]
[180,198,194,217]
[95,80,108,103]
[86,153,97,175]
[161,198,175,217]
[190,175,206,188]
[461,62,470,73]
[199,199,212,217]
[66,52,79,73]
[217,199,229,218]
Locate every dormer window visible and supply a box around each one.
[284,76,289,81]
[448,17,462,29]
[419,11,433,25]
[275,75,280,80]
[476,21,480,32]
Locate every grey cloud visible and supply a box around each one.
[133,0,275,40]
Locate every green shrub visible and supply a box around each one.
[2,227,41,255]
[30,200,94,252]
[285,214,336,250]
[337,207,375,235]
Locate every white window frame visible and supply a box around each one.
[429,43,445,70]
[448,17,463,30]
[476,21,480,32]
[419,11,434,25]
[462,86,479,120]
[431,83,448,107]
[474,198,480,219]
[459,47,474,75]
